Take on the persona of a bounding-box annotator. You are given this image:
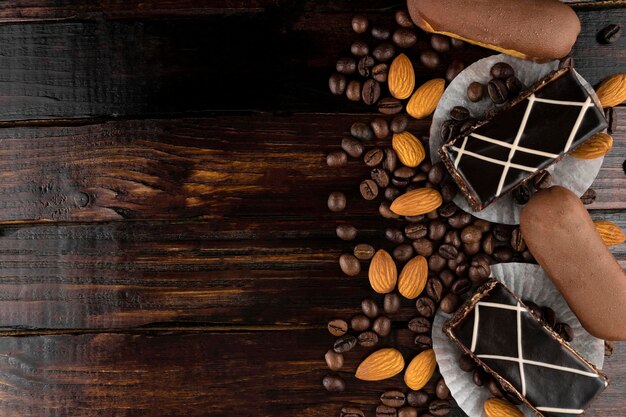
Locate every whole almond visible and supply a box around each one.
[392,131,425,167]
[389,53,415,100]
[391,188,443,216]
[369,249,397,293]
[398,256,428,299]
[406,78,445,119]
[570,132,613,159]
[356,348,405,381]
[595,73,626,108]
[404,349,436,390]
[484,398,523,417]
[594,220,626,246]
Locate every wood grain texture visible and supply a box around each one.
[0,8,618,120]
[0,330,620,417]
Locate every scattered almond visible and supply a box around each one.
[369,249,397,294]
[595,73,626,108]
[406,78,445,119]
[398,256,428,299]
[404,349,436,390]
[389,53,415,100]
[355,348,405,381]
[484,398,523,417]
[571,132,613,159]
[390,188,443,216]
[392,131,426,167]
[594,220,626,246]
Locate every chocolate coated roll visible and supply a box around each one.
[520,186,626,340]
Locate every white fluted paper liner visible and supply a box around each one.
[432,263,605,417]
[429,54,604,225]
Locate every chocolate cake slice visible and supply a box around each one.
[439,67,607,211]
[443,280,608,417]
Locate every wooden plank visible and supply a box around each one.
[0,330,620,416]
[0,9,618,119]
[0,212,622,330]
[0,110,621,223]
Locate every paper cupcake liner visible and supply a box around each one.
[432,263,605,417]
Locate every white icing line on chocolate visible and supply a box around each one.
[516,302,527,396]
[454,136,468,169]
[563,97,593,152]
[469,133,560,159]
[477,354,602,378]
[470,303,480,352]
[448,147,537,173]
[533,97,590,107]
[535,406,584,414]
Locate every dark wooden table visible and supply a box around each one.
[0,1,622,416]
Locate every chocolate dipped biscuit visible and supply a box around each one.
[521,186,626,341]
[407,0,580,60]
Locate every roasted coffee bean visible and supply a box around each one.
[413,238,434,257]
[336,57,357,75]
[389,115,408,134]
[354,243,375,260]
[364,148,384,167]
[463,242,480,256]
[459,118,475,134]
[358,56,376,77]
[451,38,465,48]
[384,293,401,314]
[512,183,530,205]
[394,166,416,179]
[323,374,345,392]
[487,378,504,398]
[358,331,379,347]
[414,334,433,350]
[352,15,368,33]
[328,191,347,212]
[436,378,450,400]
[329,73,347,95]
[598,23,621,44]
[386,227,405,244]
[431,34,450,52]
[426,277,444,302]
[378,97,403,114]
[522,249,535,263]
[328,318,348,336]
[325,349,344,371]
[468,257,490,283]
[460,225,482,244]
[416,296,436,317]
[451,278,472,295]
[449,106,470,121]
[351,314,370,332]
[429,253,447,273]
[447,251,466,271]
[408,316,432,333]
[490,62,515,79]
[420,50,440,69]
[371,118,389,140]
[524,300,543,319]
[371,168,390,188]
[362,297,379,318]
[440,293,460,313]
[493,224,512,242]
[493,246,513,262]
[439,269,456,287]
[339,253,361,276]
[407,390,429,407]
[467,81,485,102]
[448,212,472,229]
[473,218,491,233]
[426,209,439,220]
[506,76,524,97]
[363,79,382,105]
[429,220,447,241]
[472,368,486,386]
[446,59,465,81]
[406,214,425,222]
[341,407,365,417]
[441,230,460,247]
[393,29,417,48]
[336,224,358,241]
[438,244,458,260]
[398,407,417,417]
[441,182,458,202]
[351,41,370,57]
[393,244,414,262]
[454,261,469,277]
[360,179,379,200]
[533,170,552,190]
[427,161,446,184]
[580,188,597,205]
[510,228,526,252]
[459,353,476,372]
[346,80,362,101]
[372,26,391,40]
[504,391,523,405]
[488,79,508,104]
[333,334,357,353]
[559,55,574,69]
[381,391,406,408]
[376,405,397,417]
[327,150,348,167]
[605,107,617,134]
[555,322,574,342]
[420,161,432,173]
[438,202,458,219]
[372,63,389,82]
[373,315,392,337]
[395,9,414,27]
[380,201,400,219]
[392,176,409,188]
[342,137,364,158]
[405,223,428,240]
[382,148,398,171]
[429,400,452,416]
[373,43,396,62]
[543,306,557,328]
[385,186,400,201]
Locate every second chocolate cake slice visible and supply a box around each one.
[443,280,608,417]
